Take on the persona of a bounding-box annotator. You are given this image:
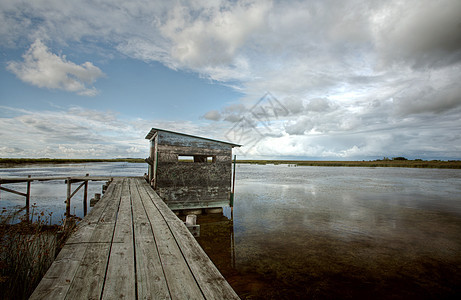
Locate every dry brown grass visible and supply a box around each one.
[238,159,461,169]
[0,207,75,300]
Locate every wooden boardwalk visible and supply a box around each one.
[30,177,239,300]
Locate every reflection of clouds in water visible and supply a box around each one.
[209,164,461,298]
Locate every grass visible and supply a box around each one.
[0,207,76,300]
[237,159,461,169]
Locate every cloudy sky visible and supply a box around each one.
[1,0,460,160]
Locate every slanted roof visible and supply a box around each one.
[145,128,241,147]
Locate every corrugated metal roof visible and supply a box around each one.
[145,128,241,147]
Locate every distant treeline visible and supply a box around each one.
[238,159,461,169]
[0,158,145,166]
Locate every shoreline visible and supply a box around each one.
[1,158,461,169]
[238,159,461,169]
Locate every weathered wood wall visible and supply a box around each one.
[155,131,233,210]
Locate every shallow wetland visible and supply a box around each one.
[197,164,461,299]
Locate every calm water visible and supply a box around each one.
[197,164,461,299]
[1,163,461,298]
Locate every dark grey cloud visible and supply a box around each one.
[374,0,461,69]
[395,83,461,116]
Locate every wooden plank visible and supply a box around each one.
[65,181,120,245]
[64,181,123,300]
[29,243,89,300]
[130,178,171,300]
[101,178,136,300]
[158,131,233,150]
[65,223,97,245]
[79,179,118,225]
[64,243,111,300]
[32,177,238,300]
[31,178,123,299]
[158,144,230,156]
[136,179,204,300]
[98,180,123,224]
[167,220,239,300]
[138,179,239,300]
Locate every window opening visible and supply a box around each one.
[178,155,216,163]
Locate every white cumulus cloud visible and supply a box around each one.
[7,39,105,96]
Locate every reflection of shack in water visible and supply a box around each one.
[145,128,240,212]
[194,213,236,274]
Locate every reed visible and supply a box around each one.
[0,207,75,300]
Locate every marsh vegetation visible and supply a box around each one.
[238,158,461,169]
[0,209,75,300]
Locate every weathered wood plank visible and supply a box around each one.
[101,179,136,300]
[31,177,239,300]
[98,179,123,224]
[65,180,119,245]
[64,243,111,300]
[167,220,239,300]
[65,223,97,245]
[139,179,239,300]
[79,179,118,225]
[136,179,205,300]
[130,179,171,300]
[157,144,231,156]
[64,181,122,300]
[158,131,233,150]
[29,243,88,300]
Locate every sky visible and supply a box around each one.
[1,0,461,160]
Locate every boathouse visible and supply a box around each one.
[145,128,240,210]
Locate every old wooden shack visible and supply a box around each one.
[145,128,240,210]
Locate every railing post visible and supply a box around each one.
[26,175,31,221]
[66,177,71,218]
[83,174,89,216]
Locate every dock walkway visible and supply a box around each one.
[30,177,239,299]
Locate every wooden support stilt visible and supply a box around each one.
[66,177,71,218]
[26,175,31,221]
[83,174,89,216]
[185,214,200,237]
[230,154,236,212]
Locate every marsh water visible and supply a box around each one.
[197,164,461,299]
[1,163,461,298]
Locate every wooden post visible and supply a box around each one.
[149,139,155,183]
[186,214,197,226]
[66,177,71,218]
[230,155,236,209]
[83,174,89,216]
[154,151,158,189]
[185,214,200,237]
[26,175,31,221]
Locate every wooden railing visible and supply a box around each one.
[0,175,113,221]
